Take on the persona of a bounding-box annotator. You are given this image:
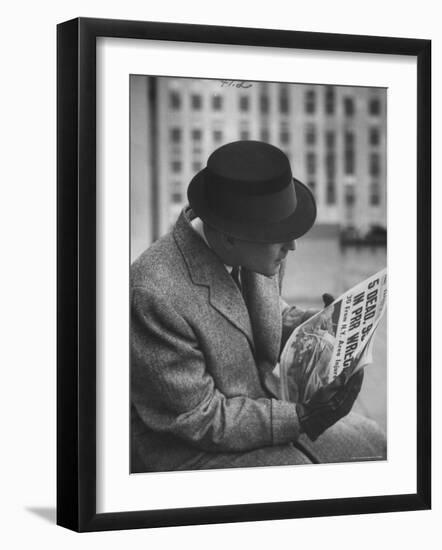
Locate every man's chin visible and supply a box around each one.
[261,267,279,278]
[245,263,279,277]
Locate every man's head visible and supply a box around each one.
[188,140,316,270]
[203,223,296,277]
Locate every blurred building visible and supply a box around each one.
[130,76,387,257]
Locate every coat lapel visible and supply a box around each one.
[173,209,255,350]
[241,268,282,365]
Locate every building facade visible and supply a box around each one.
[132,76,387,250]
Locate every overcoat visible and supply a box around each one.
[130,207,304,472]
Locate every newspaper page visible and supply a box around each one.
[280,268,387,404]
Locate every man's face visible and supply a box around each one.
[232,238,296,277]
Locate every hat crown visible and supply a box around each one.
[187,140,316,243]
[207,141,292,195]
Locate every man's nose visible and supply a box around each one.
[283,239,296,252]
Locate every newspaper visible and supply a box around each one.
[280,268,387,404]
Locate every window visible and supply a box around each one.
[344,97,355,117]
[212,95,223,110]
[305,90,316,114]
[345,131,355,147]
[280,129,290,144]
[260,94,269,114]
[326,182,336,204]
[170,127,181,143]
[171,160,182,173]
[325,86,335,115]
[305,124,316,145]
[240,130,250,140]
[239,96,249,111]
[306,152,316,175]
[369,98,381,116]
[192,161,202,172]
[369,127,380,146]
[279,88,289,114]
[326,131,336,179]
[345,185,355,206]
[213,129,223,142]
[191,128,202,141]
[344,131,355,175]
[370,181,381,205]
[326,152,335,178]
[345,151,355,175]
[370,153,380,176]
[171,192,182,203]
[169,91,181,109]
[325,131,335,148]
[191,94,202,110]
[307,180,316,197]
[260,128,269,142]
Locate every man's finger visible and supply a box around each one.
[347,369,364,389]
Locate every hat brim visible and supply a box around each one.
[187,168,317,243]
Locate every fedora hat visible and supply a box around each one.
[187,140,316,243]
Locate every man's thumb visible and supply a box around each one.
[322,293,334,307]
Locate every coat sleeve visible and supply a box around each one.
[131,285,302,452]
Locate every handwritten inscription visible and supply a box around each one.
[219,80,253,88]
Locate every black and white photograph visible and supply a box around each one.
[54,14,430,534]
[130,75,388,473]
[0,0,436,544]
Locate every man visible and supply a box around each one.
[131,140,386,472]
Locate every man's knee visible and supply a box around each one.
[181,443,313,471]
[297,412,387,463]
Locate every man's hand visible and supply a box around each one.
[299,293,335,324]
[322,293,334,307]
[296,369,364,441]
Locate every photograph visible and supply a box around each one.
[130,75,388,473]
[0,0,436,543]
[55,16,430,532]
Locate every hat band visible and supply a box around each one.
[206,180,297,223]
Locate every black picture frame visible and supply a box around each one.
[57,17,431,532]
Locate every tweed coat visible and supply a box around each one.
[130,207,306,472]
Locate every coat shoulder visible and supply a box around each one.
[131,232,188,297]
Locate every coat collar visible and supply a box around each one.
[173,207,282,363]
[173,207,255,349]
